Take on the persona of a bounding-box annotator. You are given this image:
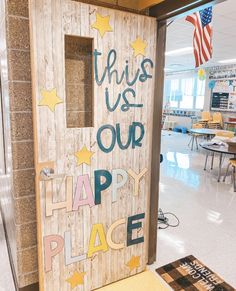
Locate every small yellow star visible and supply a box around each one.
[126,255,141,272]
[131,37,147,57]
[91,13,113,37]
[66,271,86,289]
[39,88,63,112]
[75,145,94,166]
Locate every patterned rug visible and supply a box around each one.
[156,255,235,291]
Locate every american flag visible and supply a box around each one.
[186,7,213,68]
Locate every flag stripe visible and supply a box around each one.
[186,7,213,68]
[195,14,208,63]
[203,28,211,56]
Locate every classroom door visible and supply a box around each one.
[30,0,157,290]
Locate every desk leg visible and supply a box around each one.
[204,152,209,171]
[188,136,192,147]
[218,153,223,182]
[223,163,231,182]
[233,166,236,192]
[195,136,198,150]
[211,153,214,170]
[191,136,195,151]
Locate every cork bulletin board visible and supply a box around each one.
[29,0,157,290]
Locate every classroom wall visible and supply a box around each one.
[163,70,200,129]
[204,65,236,121]
[164,65,236,129]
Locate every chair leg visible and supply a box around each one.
[223,163,231,182]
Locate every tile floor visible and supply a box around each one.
[150,131,236,288]
[1,130,236,290]
[0,212,15,291]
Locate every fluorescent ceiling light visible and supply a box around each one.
[165,47,193,56]
[218,58,236,64]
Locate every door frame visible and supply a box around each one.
[148,0,227,264]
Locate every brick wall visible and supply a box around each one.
[0,0,38,288]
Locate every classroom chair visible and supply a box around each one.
[188,123,203,151]
[223,158,236,192]
[208,112,223,129]
[224,117,236,131]
[215,131,234,138]
[198,111,211,128]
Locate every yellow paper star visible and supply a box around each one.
[91,13,113,37]
[75,145,94,166]
[39,88,63,112]
[131,37,147,57]
[66,271,86,289]
[126,255,141,272]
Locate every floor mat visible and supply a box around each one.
[97,271,169,291]
[156,255,234,291]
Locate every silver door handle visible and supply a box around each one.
[40,167,54,179]
[40,168,65,181]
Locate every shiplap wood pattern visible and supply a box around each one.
[29,1,156,290]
